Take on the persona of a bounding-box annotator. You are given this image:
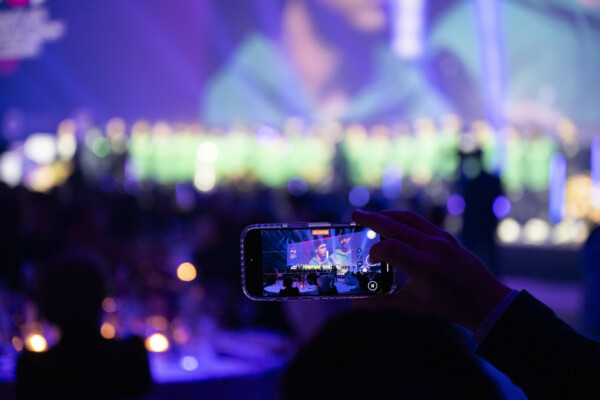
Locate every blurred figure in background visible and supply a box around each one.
[16,251,151,399]
[582,224,600,339]
[459,148,503,276]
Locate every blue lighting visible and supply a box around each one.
[287,177,308,197]
[349,186,370,207]
[382,164,403,200]
[180,356,199,371]
[447,194,465,216]
[492,195,511,219]
[549,153,566,224]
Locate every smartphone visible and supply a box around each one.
[241,222,395,300]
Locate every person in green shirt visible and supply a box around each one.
[331,235,354,276]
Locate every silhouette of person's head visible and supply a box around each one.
[283,275,294,289]
[18,251,152,400]
[316,275,332,291]
[281,309,502,400]
[38,251,108,336]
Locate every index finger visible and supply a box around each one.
[352,209,430,249]
[379,210,460,246]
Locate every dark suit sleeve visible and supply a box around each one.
[476,290,600,399]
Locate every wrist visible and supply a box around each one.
[465,282,512,332]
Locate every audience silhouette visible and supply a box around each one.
[281,308,502,400]
[16,251,152,399]
[279,275,300,296]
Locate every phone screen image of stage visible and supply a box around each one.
[260,227,382,297]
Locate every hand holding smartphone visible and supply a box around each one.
[241,222,395,300]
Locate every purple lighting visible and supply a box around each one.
[382,165,403,200]
[492,195,511,218]
[175,183,196,211]
[549,153,566,224]
[592,136,600,207]
[287,177,308,197]
[447,194,465,216]
[349,186,370,207]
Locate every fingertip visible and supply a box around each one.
[368,240,384,262]
[351,209,369,221]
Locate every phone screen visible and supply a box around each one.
[242,225,392,299]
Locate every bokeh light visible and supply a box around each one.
[492,195,511,219]
[549,153,567,224]
[367,230,376,240]
[173,326,191,345]
[0,151,22,187]
[196,142,219,164]
[177,262,197,282]
[24,133,57,164]
[523,218,551,244]
[57,131,77,160]
[497,218,520,243]
[194,167,216,192]
[287,177,309,197]
[148,315,169,331]
[180,356,199,371]
[100,322,116,339]
[26,165,56,193]
[145,333,169,353]
[102,297,117,313]
[255,126,278,147]
[446,194,465,216]
[459,132,479,153]
[349,186,370,207]
[12,336,24,352]
[25,334,47,352]
[92,136,111,158]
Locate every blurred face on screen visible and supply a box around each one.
[340,236,351,252]
[317,243,327,258]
